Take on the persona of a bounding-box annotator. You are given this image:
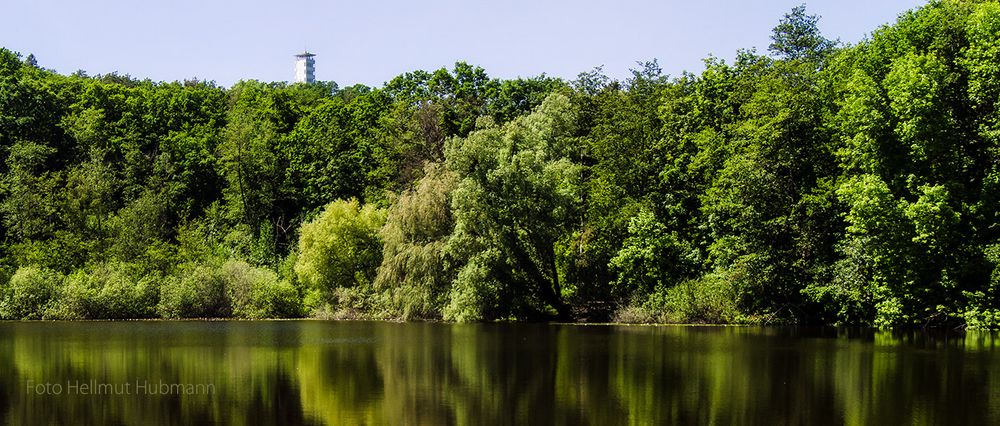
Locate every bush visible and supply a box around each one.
[47,271,98,320]
[0,267,62,320]
[295,199,386,313]
[612,270,742,324]
[158,263,230,318]
[963,305,1000,329]
[47,263,157,319]
[961,244,1000,329]
[159,259,301,319]
[95,271,158,319]
[221,259,300,319]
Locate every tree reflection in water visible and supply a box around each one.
[0,322,997,425]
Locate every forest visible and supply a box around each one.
[1,0,999,328]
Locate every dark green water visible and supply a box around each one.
[0,321,998,425]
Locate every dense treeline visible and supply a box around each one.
[2,0,999,327]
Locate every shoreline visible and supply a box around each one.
[0,318,987,331]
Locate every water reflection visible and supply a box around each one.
[0,322,997,425]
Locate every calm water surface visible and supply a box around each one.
[0,321,998,425]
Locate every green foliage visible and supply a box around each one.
[443,93,583,321]
[613,271,741,324]
[961,243,1000,328]
[0,142,61,240]
[294,199,386,314]
[2,1,1000,326]
[158,263,231,318]
[963,2,1000,108]
[47,263,157,320]
[610,209,698,298]
[220,259,300,319]
[0,267,62,320]
[833,175,912,326]
[769,5,836,60]
[374,162,456,319]
[158,259,299,319]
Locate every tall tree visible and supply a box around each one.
[443,93,583,321]
[769,5,836,61]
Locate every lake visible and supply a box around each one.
[0,321,997,425]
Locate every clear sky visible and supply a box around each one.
[3,0,927,88]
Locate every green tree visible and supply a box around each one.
[443,93,583,321]
[769,5,836,61]
[294,199,386,313]
[374,162,457,319]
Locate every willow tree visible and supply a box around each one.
[443,93,583,321]
[374,162,457,319]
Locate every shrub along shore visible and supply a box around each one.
[3,1,1000,327]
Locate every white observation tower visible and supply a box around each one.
[294,51,315,83]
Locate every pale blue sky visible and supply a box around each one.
[3,0,926,87]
